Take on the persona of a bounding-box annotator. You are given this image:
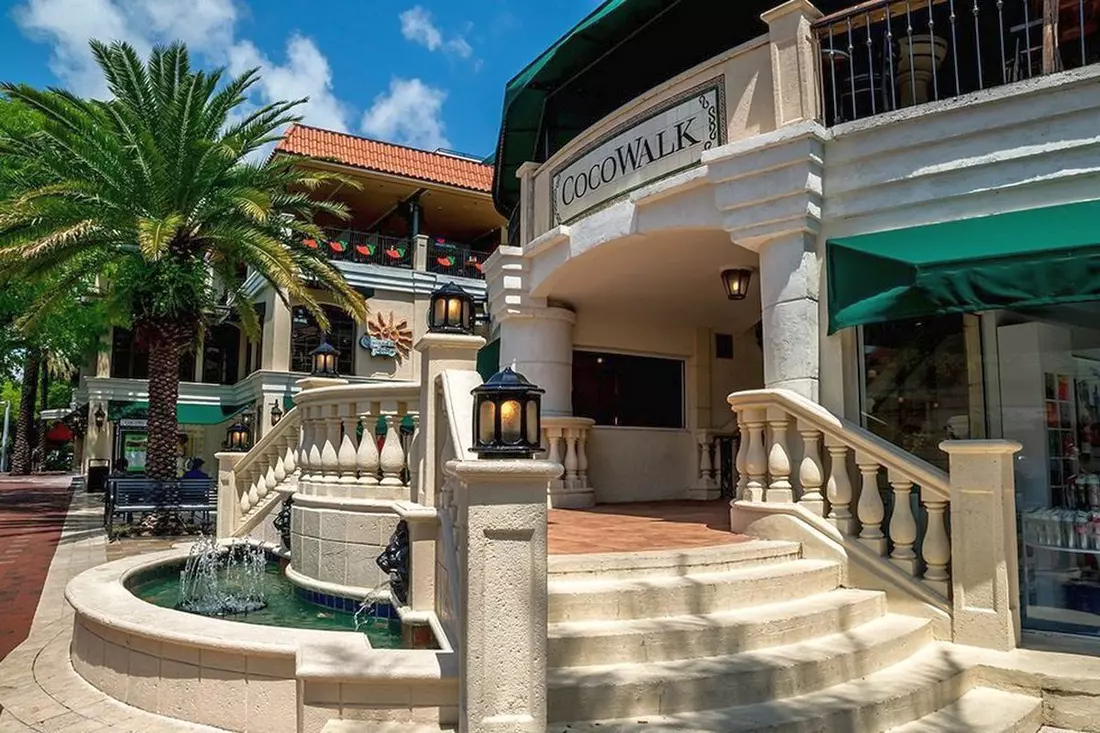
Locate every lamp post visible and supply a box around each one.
[427,282,475,335]
[720,267,754,301]
[470,365,544,459]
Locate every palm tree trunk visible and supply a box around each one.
[35,353,49,473]
[145,326,183,481]
[10,348,41,475]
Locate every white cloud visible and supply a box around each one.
[228,35,351,133]
[399,6,442,51]
[361,78,450,151]
[399,5,474,61]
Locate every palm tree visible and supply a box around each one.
[0,41,367,479]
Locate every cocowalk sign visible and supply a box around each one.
[551,78,724,224]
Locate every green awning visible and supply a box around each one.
[827,200,1100,334]
[108,401,245,425]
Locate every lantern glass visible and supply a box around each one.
[226,421,251,452]
[310,341,340,377]
[500,399,522,443]
[477,400,495,444]
[428,282,476,334]
[525,400,539,444]
[721,268,753,301]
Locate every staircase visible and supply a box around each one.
[545,541,1042,733]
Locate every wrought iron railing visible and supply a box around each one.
[813,0,1100,126]
[304,229,414,269]
[426,238,487,280]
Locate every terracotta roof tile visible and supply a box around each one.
[275,124,493,193]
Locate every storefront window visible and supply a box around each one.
[201,324,241,385]
[860,314,974,470]
[572,350,683,428]
[997,306,1100,637]
[290,305,355,375]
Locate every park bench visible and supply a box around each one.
[104,477,217,532]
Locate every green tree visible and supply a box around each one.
[0,41,366,480]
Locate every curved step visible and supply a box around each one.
[548,588,886,666]
[548,540,802,581]
[548,559,840,623]
[887,687,1041,732]
[549,642,974,733]
[547,614,932,721]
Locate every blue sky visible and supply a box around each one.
[0,0,595,157]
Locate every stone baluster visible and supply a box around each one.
[320,403,341,483]
[356,408,380,487]
[743,408,768,502]
[306,405,323,487]
[735,417,748,500]
[577,428,589,488]
[262,456,276,497]
[824,436,855,535]
[797,420,825,516]
[406,414,421,498]
[379,413,406,487]
[855,454,887,554]
[766,407,793,503]
[922,499,951,597]
[239,472,252,515]
[273,445,287,484]
[563,431,579,489]
[544,428,563,490]
[296,406,310,484]
[284,438,297,477]
[698,433,715,487]
[337,403,359,485]
[247,468,260,508]
[887,470,919,576]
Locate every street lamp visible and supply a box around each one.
[470,365,544,459]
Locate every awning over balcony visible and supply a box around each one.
[827,200,1100,333]
[108,401,246,425]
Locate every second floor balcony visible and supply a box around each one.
[302,228,489,280]
[815,0,1100,126]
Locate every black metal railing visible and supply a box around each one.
[305,229,414,269]
[814,0,1100,126]
[426,238,487,280]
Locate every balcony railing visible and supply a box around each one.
[426,238,486,279]
[813,0,1100,126]
[300,228,488,280]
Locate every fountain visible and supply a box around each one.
[177,536,268,616]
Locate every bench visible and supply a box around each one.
[104,477,217,532]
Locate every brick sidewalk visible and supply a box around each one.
[0,475,76,662]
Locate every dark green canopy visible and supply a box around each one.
[827,200,1100,333]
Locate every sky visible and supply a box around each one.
[0,0,597,158]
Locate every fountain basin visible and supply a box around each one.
[66,548,457,733]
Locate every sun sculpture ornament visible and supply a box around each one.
[365,311,414,360]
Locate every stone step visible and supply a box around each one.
[548,540,802,581]
[887,687,1042,733]
[548,588,886,666]
[547,614,932,721]
[547,642,973,733]
[548,558,841,623]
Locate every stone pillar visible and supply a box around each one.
[758,231,820,400]
[498,307,575,416]
[414,233,430,272]
[415,333,486,506]
[762,0,823,127]
[941,439,1022,652]
[262,289,293,372]
[215,451,245,538]
[453,459,559,733]
[517,162,541,247]
[82,399,111,474]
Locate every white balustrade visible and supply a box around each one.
[541,417,595,508]
[379,413,406,487]
[221,406,302,537]
[728,389,954,602]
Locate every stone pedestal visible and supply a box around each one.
[215,451,245,538]
[941,439,1022,651]
[454,459,559,733]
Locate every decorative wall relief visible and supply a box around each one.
[360,311,413,360]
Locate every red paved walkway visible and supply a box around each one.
[548,499,747,555]
[0,474,75,661]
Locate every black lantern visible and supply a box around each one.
[310,340,340,377]
[270,400,284,427]
[93,405,106,428]
[470,365,544,459]
[428,282,475,334]
[720,268,754,301]
[226,420,251,452]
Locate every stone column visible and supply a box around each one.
[758,231,820,400]
[262,289,293,372]
[517,161,541,247]
[498,307,575,416]
[215,451,245,538]
[762,0,823,127]
[941,439,1022,652]
[414,233,430,272]
[453,459,559,733]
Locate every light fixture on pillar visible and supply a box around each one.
[470,365,544,459]
[720,268,754,301]
[270,400,284,427]
[310,340,340,378]
[428,282,474,334]
[93,405,106,429]
[225,420,251,452]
